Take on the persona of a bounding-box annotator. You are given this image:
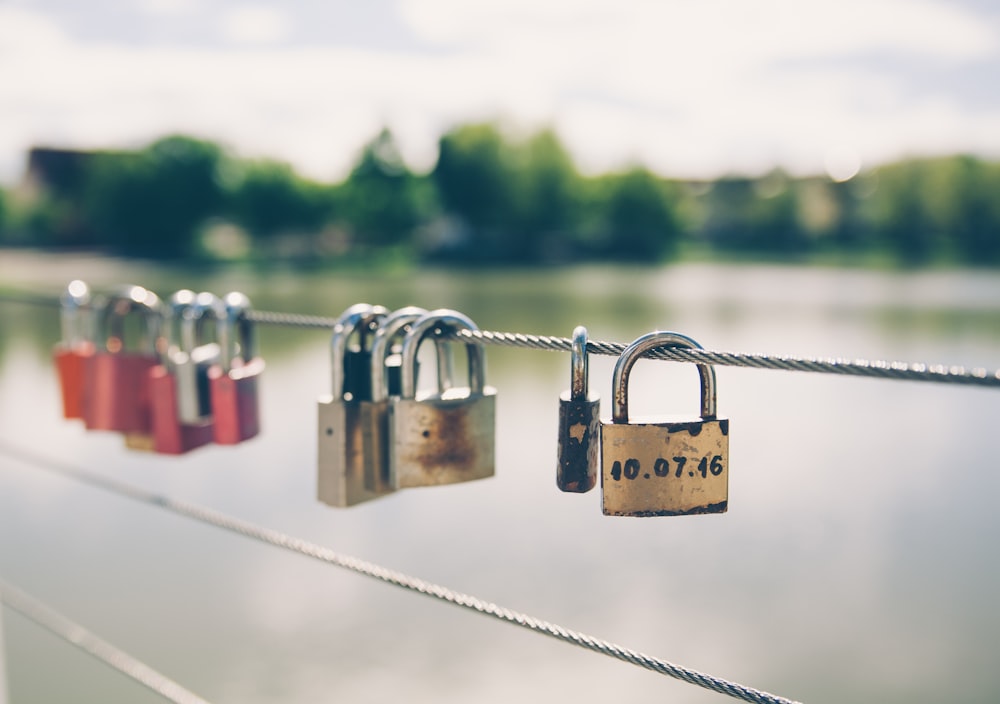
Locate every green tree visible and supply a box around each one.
[432,123,517,259]
[84,135,227,258]
[227,159,330,241]
[870,160,939,265]
[601,167,681,261]
[337,128,432,249]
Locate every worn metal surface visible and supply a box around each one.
[390,390,496,488]
[601,418,729,516]
[602,330,728,516]
[317,396,391,506]
[557,326,599,493]
[557,390,600,493]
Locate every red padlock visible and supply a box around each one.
[53,280,96,419]
[149,291,223,454]
[209,292,264,444]
[83,285,163,435]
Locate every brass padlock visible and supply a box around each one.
[557,326,600,493]
[600,331,729,517]
[390,309,496,488]
[317,303,389,507]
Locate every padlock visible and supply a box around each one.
[557,326,600,493]
[148,292,224,454]
[53,280,96,420]
[390,309,496,488]
[175,292,222,425]
[317,304,390,507]
[83,285,163,435]
[208,292,264,445]
[363,306,455,494]
[600,331,729,517]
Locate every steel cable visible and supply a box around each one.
[1,290,997,387]
[0,441,801,704]
[0,579,212,704]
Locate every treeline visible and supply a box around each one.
[1,124,999,266]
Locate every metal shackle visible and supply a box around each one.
[611,330,717,424]
[59,279,93,346]
[163,290,196,364]
[216,292,256,374]
[370,307,457,403]
[399,309,485,400]
[329,303,388,400]
[570,325,590,400]
[182,291,226,352]
[370,306,425,403]
[101,284,163,354]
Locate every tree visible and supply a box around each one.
[337,128,432,249]
[602,167,681,261]
[227,159,330,241]
[84,135,227,258]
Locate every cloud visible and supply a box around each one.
[0,1,998,184]
[219,5,293,45]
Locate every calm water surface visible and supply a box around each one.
[1,251,999,704]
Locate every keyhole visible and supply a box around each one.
[422,430,430,438]
[325,427,334,436]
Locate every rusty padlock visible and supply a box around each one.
[83,285,163,435]
[363,306,455,494]
[208,292,264,445]
[53,280,95,420]
[148,292,224,454]
[317,304,389,507]
[390,309,496,488]
[557,326,600,493]
[600,331,729,517]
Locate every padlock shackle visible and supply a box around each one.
[399,309,485,400]
[163,289,196,363]
[329,303,388,400]
[59,279,93,346]
[611,331,717,424]
[182,291,226,352]
[570,325,589,399]
[370,307,457,403]
[100,285,163,354]
[217,292,256,373]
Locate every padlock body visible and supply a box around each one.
[148,365,214,454]
[317,396,388,506]
[54,342,95,419]
[83,351,159,433]
[390,388,496,488]
[557,391,600,493]
[209,358,263,444]
[359,399,392,494]
[601,416,729,516]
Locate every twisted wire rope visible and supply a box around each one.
[0,579,211,704]
[1,291,997,387]
[0,441,801,704]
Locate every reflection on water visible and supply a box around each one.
[1,251,999,704]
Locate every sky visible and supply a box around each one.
[1,0,999,185]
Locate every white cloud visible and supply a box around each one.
[220,6,292,45]
[0,1,997,184]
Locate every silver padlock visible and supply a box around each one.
[390,309,496,488]
[168,291,222,424]
[364,307,455,494]
[557,326,600,493]
[317,303,389,507]
[600,331,729,517]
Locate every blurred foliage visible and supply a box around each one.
[5,125,1000,267]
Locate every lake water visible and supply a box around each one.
[1,251,999,704]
